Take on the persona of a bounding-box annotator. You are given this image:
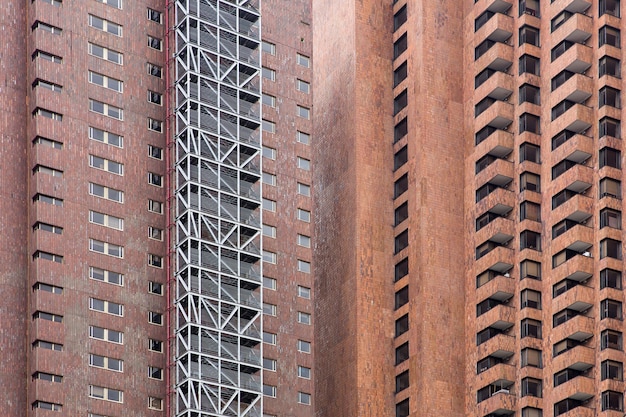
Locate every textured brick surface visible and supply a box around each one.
[260,0,315,415]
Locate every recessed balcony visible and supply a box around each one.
[474,129,514,159]
[552,284,594,313]
[552,344,594,372]
[552,252,593,282]
[474,246,514,274]
[551,73,593,104]
[554,406,594,417]
[477,333,515,359]
[477,304,515,331]
[476,101,514,130]
[552,375,594,401]
[476,13,514,43]
[552,223,593,253]
[476,274,515,303]
[552,13,592,44]
[475,42,513,72]
[552,314,594,342]
[476,389,516,417]
[475,71,514,101]
[476,159,514,189]
[475,216,515,246]
[476,187,514,216]
[552,43,593,74]
[551,133,593,164]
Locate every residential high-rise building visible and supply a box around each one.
[313,1,626,417]
[8,0,626,416]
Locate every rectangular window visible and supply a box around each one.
[521,348,542,368]
[521,289,541,309]
[32,79,62,92]
[88,15,122,36]
[600,56,621,78]
[149,226,163,240]
[89,155,123,175]
[263,303,277,316]
[298,285,311,299]
[297,105,310,119]
[395,286,409,309]
[33,193,63,207]
[89,354,123,372]
[148,35,162,50]
[262,67,275,81]
[33,165,62,178]
[264,277,277,290]
[33,250,63,263]
[148,199,163,213]
[33,136,63,149]
[33,311,63,323]
[601,329,623,350]
[89,385,123,403]
[262,41,276,55]
[519,25,540,46]
[89,127,123,147]
[395,174,409,198]
[600,147,621,169]
[148,118,163,132]
[89,325,123,344]
[298,365,311,379]
[297,208,311,222]
[600,87,621,108]
[298,392,311,405]
[95,0,122,8]
[519,55,540,76]
[33,340,63,351]
[297,79,310,93]
[297,157,311,170]
[89,100,123,120]
[602,390,623,411]
[262,93,276,107]
[33,107,62,121]
[263,385,277,398]
[32,21,62,35]
[298,339,311,352]
[394,117,408,142]
[149,339,163,352]
[396,398,409,417]
[148,91,162,105]
[600,25,620,48]
[262,146,277,159]
[298,311,311,325]
[89,239,124,258]
[148,172,163,187]
[148,397,163,411]
[394,5,407,30]
[263,198,276,212]
[148,254,163,268]
[89,298,123,316]
[89,266,123,286]
[33,282,63,294]
[600,117,621,138]
[297,234,311,247]
[394,33,407,58]
[519,113,540,134]
[600,0,621,17]
[147,63,162,78]
[520,230,541,251]
[263,332,277,345]
[297,53,310,67]
[520,201,541,222]
[521,318,542,339]
[149,311,163,325]
[395,342,409,365]
[149,281,163,295]
[520,172,540,192]
[263,251,277,264]
[263,358,277,371]
[148,366,163,380]
[521,377,542,398]
[395,258,409,281]
[88,43,123,65]
[262,224,276,238]
[33,372,62,383]
[601,268,622,289]
[32,401,62,411]
[602,360,623,381]
[600,178,621,199]
[601,298,623,319]
[298,182,311,196]
[89,211,123,230]
[298,260,311,273]
[147,8,163,23]
[32,50,62,64]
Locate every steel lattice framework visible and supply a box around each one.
[174,0,263,416]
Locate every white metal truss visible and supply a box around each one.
[174,0,262,416]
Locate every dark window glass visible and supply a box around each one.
[601,329,623,350]
[551,10,573,32]
[475,39,495,60]
[519,55,540,76]
[600,56,621,78]
[519,113,540,134]
[395,229,409,253]
[520,142,540,162]
[521,318,542,339]
[551,129,575,149]
[602,390,623,411]
[394,174,408,198]
[519,84,540,105]
[600,147,621,169]
[393,6,407,31]
[601,360,623,381]
[396,398,409,417]
[552,100,575,121]
[600,26,620,48]
[475,11,495,32]
[601,299,623,319]
[520,0,540,17]
[599,86,621,108]
[394,61,408,87]
[551,40,574,61]
[519,25,539,46]
[395,314,408,337]
[520,201,541,222]
[601,268,622,289]
[395,370,409,393]
[551,70,574,91]
[394,89,408,115]
[599,117,621,138]
[394,146,408,170]
[520,172,540,192]
[395,258,408,281]
[520,230,541,251]
[395,342,409,364]
[394,118,408,142]
[600,0,620,17]
[394,33,407,59]
[395,286,409,309]
[395,202,409,225]
[600,177,621,199]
